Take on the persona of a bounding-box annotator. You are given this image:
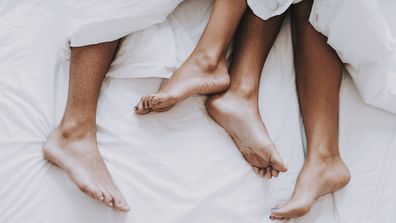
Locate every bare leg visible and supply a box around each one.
[43,41,130,211]
[271,1,350,219]
[135,0,247,114]
[207,10,287,177]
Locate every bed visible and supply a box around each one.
[1,0,395,223]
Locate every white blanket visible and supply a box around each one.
[1,0,396,223]
[248,0,396,114]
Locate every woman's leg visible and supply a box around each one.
[271,0,350,219]
[207,10,287,177]
[43,41,130,211]
[135,0,247,114]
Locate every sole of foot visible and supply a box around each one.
[135,58,230,115]
[206,91,287,178]
[270,155,350,220]
[43,126,130,212]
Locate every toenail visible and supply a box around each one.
[271,207,279,211]
[134,106,138,111]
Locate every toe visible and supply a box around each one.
[270,207,285,220]
[271,169,279,177]
[135,97,150,115]
[111,190,129,212]
[271,201,311,219]
[117,193,130,212]
[271,153,288,173]
[265,166,273,179]
[259,168,266,177]
[143,96,150,110]
[103,191,114,208]
[93,190,105,202]
[253,166,260,174]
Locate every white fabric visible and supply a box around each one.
[107,0,212,79]
[66,0,183,47]
[249,0,396,114]
[1,1,396,223]
[247,0,302,20]
[310,0,396,114]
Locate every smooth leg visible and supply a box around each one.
[135,0,248,114]
[43,41,130,211]
[271,1,350,219]
[207,10,287,177]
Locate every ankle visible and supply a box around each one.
[59,118,96,139]
[227,84,258,100]
[189,51,224,73]
[306,149,341,163]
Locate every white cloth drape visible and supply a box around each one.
[248,0,396,114]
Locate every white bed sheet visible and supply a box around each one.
[1,1,396,223]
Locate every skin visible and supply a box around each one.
[270,0,351,220]
[134,0,247,114]
[43,41,130,211]
[206,10,288,177]
[135,0,287,177]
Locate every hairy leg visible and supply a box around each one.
[207,9,287,178]
[271,0,350,220]
[135,0,247,114]
[43,41,130,211]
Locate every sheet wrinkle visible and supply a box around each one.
[1,0,396,222]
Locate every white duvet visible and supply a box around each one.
[0,0,396,223]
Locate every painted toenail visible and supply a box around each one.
[134,106,138,111]
[271,207,279,211]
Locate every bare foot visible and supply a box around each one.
[206,91,287,178]
[270,155,350,220]
[135,54,230,115]
[43,123,130,211]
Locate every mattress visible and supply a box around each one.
[0,0,396,223]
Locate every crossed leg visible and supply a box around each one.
[43,41,130,211]
[135,0,248,114]
[207,9,288,177]
[271,0,350,219]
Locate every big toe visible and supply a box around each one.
[271,201,311,219]
[271,153,287,173]
[112,190,130,212]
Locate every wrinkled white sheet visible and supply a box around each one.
[0,1,396,223]
[310,0,396,114]
[247,0,302,20]
[248,0,396,114]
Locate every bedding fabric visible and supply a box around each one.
[1,0,396,223]
[247,0,303,20]
[248,0,396,114]
[310,0,396,114]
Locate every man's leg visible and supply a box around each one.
[271,0,350,219]
[206,9,288,177]
[135,0,247,114]
[43,41,130,211]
